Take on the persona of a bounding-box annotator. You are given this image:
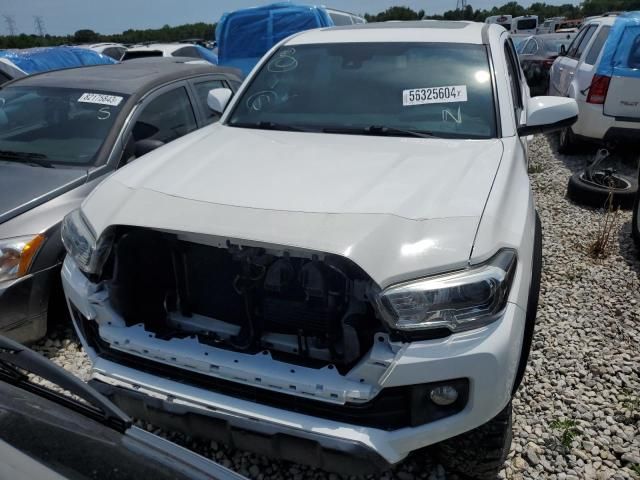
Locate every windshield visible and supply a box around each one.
[0,86,127,166]
[511,35,528,49]
[517,19,537,30]
[543,38,571,54]
[228,43,496,139]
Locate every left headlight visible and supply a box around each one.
[0,235,46,283]
[61,209,113,275]
[376,249,517,335]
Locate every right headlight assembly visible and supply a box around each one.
[61,209,113,275]
[376,249,517,334]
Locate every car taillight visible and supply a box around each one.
[543,58,555,69]
[586,75,611,104]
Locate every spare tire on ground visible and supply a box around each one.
[567,171,637,209]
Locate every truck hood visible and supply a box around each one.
[84,127,504,286]
[0,163,87,225]
[114,125,503,221]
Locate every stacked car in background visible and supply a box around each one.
[0,46,116,84]
[517,32,575,95]
[545,12,640,211]
[0,58,242,343]
[122,43,220,64]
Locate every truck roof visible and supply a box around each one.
[287,21,491,46]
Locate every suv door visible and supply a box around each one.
[576,25,611,104]
[557,24,598,95]
[551,26,586,94]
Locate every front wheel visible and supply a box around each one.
[435,402,513,480]
[632,180,640,249]
[558,127,577,154]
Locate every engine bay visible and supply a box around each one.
[102,228,385,372]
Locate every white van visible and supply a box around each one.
[512,15,539,34]
[485,14,512,31]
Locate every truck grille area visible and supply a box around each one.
[102,228,383,372]
[74,310,469,431]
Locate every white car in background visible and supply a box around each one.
[325,7,366,25]
[549,12,640,152]
[122,43,219,65]
[79,43,127,61]
[61,21,577,479]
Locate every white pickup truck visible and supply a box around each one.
[61,20,577,479]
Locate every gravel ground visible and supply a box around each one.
[33,134,640,479]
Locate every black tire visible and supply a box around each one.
[557,127,577,154]
[512,212,542,394]
[435,402,513,480]
[567,171,638,209]
[632,174,640,249]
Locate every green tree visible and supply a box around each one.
[73,29,99,43]
[365,6,424,22]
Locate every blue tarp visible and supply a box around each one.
[0,46,116,75]
[216,2,333,75]
[194,44,219,65]
[596,11,640,79]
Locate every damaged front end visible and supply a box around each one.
[61,210,414,405]
[108,229,382,373]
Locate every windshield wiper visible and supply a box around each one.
[231,121,317,133]
[0,150,53,168]
[0,335,130,431]
[323,125,440,139]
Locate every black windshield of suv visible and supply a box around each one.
[517,19,537,30]
[228,42,497,139]
[0,86,127,166]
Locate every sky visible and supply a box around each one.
[2,0,580,36]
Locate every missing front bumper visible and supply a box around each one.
[90,378,392,475]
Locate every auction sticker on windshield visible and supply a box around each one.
[403,85,467,106]
[78,93,123,107]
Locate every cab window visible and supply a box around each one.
[172,46,201,58]
[522,39,538,55]
[568,25,597,59]
[504,42,523,124]
[584,26,611,65]
[192,79,228,124]
[132,87,197,144]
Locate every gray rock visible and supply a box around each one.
[249,465,260,477]
[526,447,540,466]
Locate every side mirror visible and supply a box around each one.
[560,45,567,55]
[135,138,165,157]
[207,88,233,113]
[517,97,578,136]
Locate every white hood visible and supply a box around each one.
[115,125,503,220]
[83,126,504,287]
